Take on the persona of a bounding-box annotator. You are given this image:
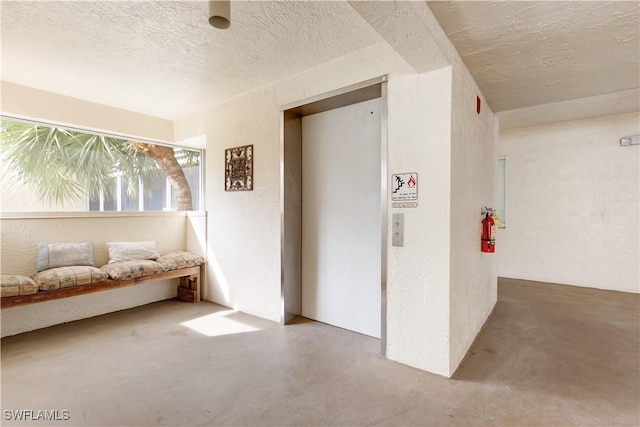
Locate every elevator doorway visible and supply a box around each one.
[281,77,388,345]
[301,98,381,337]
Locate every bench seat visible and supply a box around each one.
[1,265,201,309]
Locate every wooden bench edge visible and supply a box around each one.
[1,266,201,309]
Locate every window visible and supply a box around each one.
[0,117,202,212]
[87,153,202,212]
[497,156,506,227]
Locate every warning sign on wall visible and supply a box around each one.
[391,173,418,202]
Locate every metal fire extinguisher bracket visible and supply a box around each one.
[481,206,495,215]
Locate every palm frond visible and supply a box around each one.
[1,118,198,210]
[1,121,87,205]
[1,119,153,205]
[175,148,200,168]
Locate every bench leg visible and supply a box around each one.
[178,273,200,303]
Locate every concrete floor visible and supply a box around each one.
[1,278,638,426]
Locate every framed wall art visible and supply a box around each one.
[225,144,253,191]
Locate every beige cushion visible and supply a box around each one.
[107,241,160,263]
[1,275,38,297]
[33,266,108,291]
[156,251,205,271]
[37,241,94,272]
[100,260,167,281]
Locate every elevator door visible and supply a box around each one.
[301,98,381,338]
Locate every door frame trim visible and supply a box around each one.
[280,75,388,356]
[280,76,387,112]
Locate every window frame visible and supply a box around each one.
[497,155,506,228]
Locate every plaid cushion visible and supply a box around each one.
[156,251,205,271]
[33,266,108,291]
[100,260,167,281]
[1,275,38,297]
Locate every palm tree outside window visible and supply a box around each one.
[0,118,201,212]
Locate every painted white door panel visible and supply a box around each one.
[301,98,381,338]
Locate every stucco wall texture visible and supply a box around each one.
[385,69,453,377]
[1,214,187,275]
[0,212,206,337]
[175,38,498,376]
[1,82,174,143]
[498,112,640,293]
[449,55,499,373]
[175,42,462,376]
[2,3,500,377]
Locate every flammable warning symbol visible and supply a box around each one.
[391,173,418,201]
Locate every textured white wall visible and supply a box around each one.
[0,212,198,337]
[1,81,174,143]
[179,82,282,322]
[175,42,411,322]
[448,57,498,374]
[0,213,188,275]
[175,42,457,376]
[186,212,207,259]
[497,112,640,293]
[385,69,453,376]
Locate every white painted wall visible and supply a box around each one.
[174,42,456,376]
[186,211,207,259]
[498,112,640,293]
[385,69,453,377]
[1,82,174,143]
[186,211,208,300]
[1,213,188,274]
[448,56,498,373]
[0,212,207,337]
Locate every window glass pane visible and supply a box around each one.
[89,197,101,211]
[186,166,201,211]
[120,189,139,211]
[103,183,117,211]
[103,197,117,211]
[144,174,167,211]
[89,178,117,211]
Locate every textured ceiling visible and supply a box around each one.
[1,1,382,120]
[428,1,640,112]
[2,1,638,120]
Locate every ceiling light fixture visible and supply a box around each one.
[209,0,231,29]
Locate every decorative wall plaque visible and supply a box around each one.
[225,145,253,191]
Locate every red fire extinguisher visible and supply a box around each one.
[481,210,495,253]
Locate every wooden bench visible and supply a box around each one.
[0,266,200,309]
